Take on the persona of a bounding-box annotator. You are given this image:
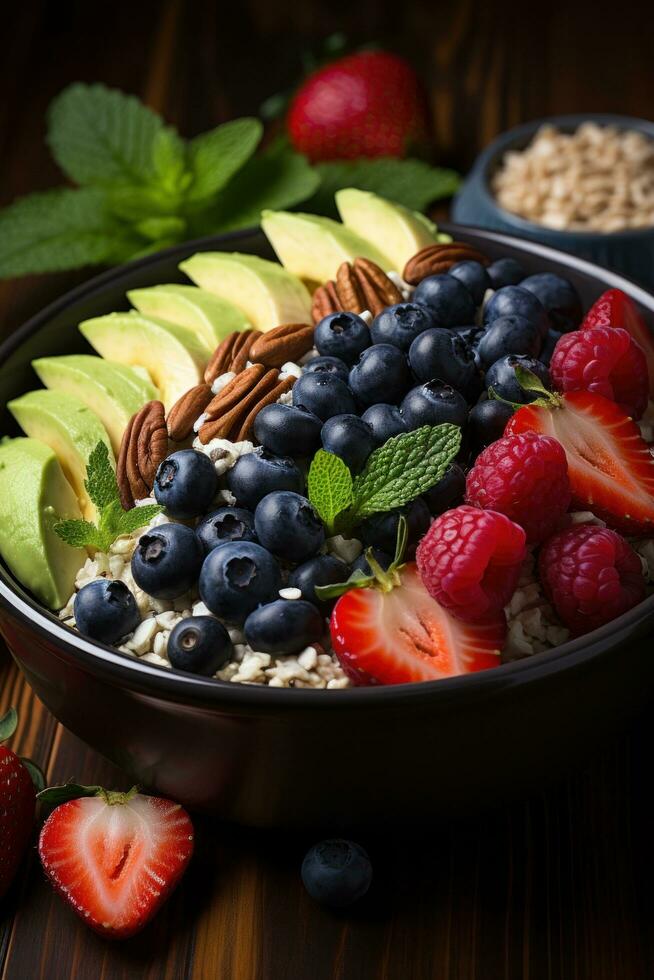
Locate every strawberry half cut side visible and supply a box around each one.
[38,786,194,939]
[330,563,505,686]
[506,390,654,536]
[582,288,654,398]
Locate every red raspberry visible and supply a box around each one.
[539,524,645,636]
[465,431,571,545]
[550,326,648,420]
[416,505,526,622]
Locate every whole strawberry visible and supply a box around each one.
[0,708,38,900]
[287,51,430,161]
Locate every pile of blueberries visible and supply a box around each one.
[73,255,583,676]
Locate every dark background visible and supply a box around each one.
[2,1,654,977]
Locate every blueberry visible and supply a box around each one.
[244,599,324,655]
[292,372,357,421]
[73,579,140,645]
[358,498,431,556]
[486,257,526,289]
[483,286,550,339]
[476,315,543,369]
[423,462,466,515]
[401,381,468,430]
[448,260,490,306]
[131,523,204,599]
[321,414,376,473]
[540,328,563,367]
[199,541,282,623]
[301,839,372,909]
[520,273,582,332]
[288,555,349,608]
[302,355,350,382]
[350,548,392,575]
[196,507,257,555]
[254,403,322,458]
[361,403,408,446]
[348,344,411,406]
[314,312,371,365]
[485,355,551,404]
[412,274,476,328]
[468,399,515,455]
[255,491,325,563]
[226,450,304,510]
[370,302,435,350]
[408,328,482,402]
[167,616,232,675]
[153,449,218,520]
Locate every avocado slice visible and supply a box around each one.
[180,251,312,331]
[127,284,252,350]
[0,438,86,609]
[32,355,158,454]
[8,389,114,523]
[261,209,394,283]
[79,311,208,410]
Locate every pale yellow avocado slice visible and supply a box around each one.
[180,252,312,332]
[79,311,208,410]
[260,209,394,283]
[127,284,252,350]
[32,355,158,454]
[0,438,86,609]
[8,389,114,523]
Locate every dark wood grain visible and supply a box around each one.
[1,1,654,977]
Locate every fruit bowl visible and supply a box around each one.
[2,226,654,828]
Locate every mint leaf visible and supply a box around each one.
[307,158,461,218]
[307,450,354,534]
[53,518,108,550]
[151,129,189,196]
[186,118,262,204]
[84,441,119,512]
[47,83,167,187]
[351,425,461,520]
[117,504,163,536]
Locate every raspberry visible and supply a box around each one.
[416,505,526,622]
[539,524,645,636]
[550,326,648,420]
[465,431,571,545]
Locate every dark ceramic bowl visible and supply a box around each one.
[2,227,654,829]
[452,114,654,290]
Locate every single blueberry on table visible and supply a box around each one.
[401,381,469,431]
[350,548,393,575]
[476,315,543,369]
[422,462,467,516]
[321,414,376,473]
[412,274,476,328]
[313,311,371,365]
[358,498,431,557]
[74,579,140,645]
[195,507,257,555]
[154,449,218,520]
[302,355,350,383]
[520,272,582,332]
[167,616,233,676]
[199,541,282,623]
[244,599,324,655]
[254,403,322,458]
[408,328,482,402]
[468,399,515,456]
[483,286,550,339]
[540,328,563,367]
[486,257,526,289]
[255,491,325,563]
[361,403,408,446]
[292,371,357,421]
[226,450,304,510]
[131,523,204,599]
[348,344,411,406]
[370,302,435,350]
[288,555,349,609]
[485,354,551,404]
[448,260,490,306]
[301,839,372,909]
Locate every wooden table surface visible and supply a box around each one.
[2,2,654,977]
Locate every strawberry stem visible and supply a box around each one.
[38,782,140,808]
[98,786,140,807]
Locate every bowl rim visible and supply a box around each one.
[2,223,654,711]
[469,112,654,241]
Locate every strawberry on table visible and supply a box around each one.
[582,288,654,399]
[38,784,194,939]
[0,708,40,900]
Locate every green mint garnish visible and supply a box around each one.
[307,450,354,535]
[54,441,162,552]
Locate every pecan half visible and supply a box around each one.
[311,280,341,322]
[204,329,262,383]
[166,383,213,442]
[310,258,402,322]
[117,401,168,510]
[403,242,490,285]
[198,367,296,444]
[249,323,314,368]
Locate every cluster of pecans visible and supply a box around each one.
[492,123,654,232]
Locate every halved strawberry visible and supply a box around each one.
[38,785,194,939]
[582,288,654,398]
[506,390,654,535]
[330,563,505,686]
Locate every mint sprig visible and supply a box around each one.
[54,441,162,551]
[307,450,354,535]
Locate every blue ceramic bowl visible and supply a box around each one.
[452,113,654,290]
